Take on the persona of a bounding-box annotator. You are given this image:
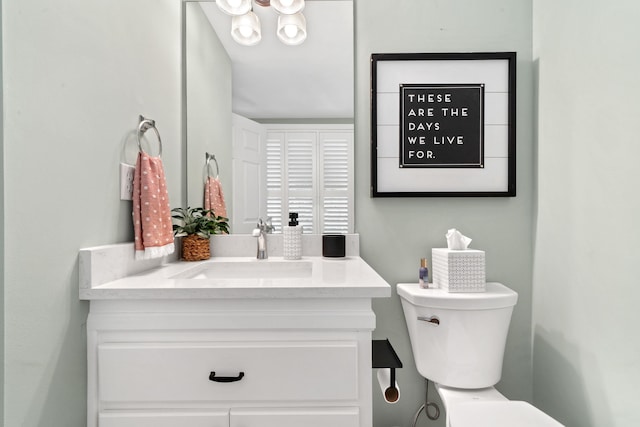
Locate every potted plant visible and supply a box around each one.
[172,207,229,261]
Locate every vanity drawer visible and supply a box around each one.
[98,341,358,403]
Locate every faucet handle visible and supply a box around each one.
[264,217,275,233]
[255,217,275,233]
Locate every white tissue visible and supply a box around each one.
[446,228,472,250]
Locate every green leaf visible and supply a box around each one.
[170,206,230,237]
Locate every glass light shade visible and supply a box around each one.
[277,12,306,45]
[231,11,262,46]
[271,0,305,15]
[216,0,252,16]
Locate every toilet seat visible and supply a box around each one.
[449,401,564,427]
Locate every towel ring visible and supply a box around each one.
[137,115,163,157]
[205,152,219,180]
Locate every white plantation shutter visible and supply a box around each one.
[286,132,317,233]
[320,132,353,234]
[265,125,353,234]
[266,132,284,231]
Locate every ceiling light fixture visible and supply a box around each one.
[277,12,307,45]
[215,0,252,16]
[231,10,262,46]
[217,0,306,46]
[270,0,305,15]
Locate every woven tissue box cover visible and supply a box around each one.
[432,248,486,292]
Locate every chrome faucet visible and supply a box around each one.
[252,217,275,259]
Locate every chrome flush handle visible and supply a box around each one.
[418,316,440,325]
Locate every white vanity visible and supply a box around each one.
[79,242,390,427]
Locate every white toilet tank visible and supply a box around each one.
[397,282,518,389]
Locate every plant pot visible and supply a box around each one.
[181,234,210,261]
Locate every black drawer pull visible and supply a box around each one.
[209,371,245,383]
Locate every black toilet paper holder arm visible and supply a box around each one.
[372,338,403,389]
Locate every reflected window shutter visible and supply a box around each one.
[320,132,353,234]
[266,133,284,231]
[285,132,317,234]
[266,127,353,235]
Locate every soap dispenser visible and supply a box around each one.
[283,212,302,260]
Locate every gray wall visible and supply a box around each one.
[1,2,4,421]
[354,1,534,426]
[3,0,183,425]
[185,2,233,209]
[532,1,640,426]
[8,1,637,427]
[2,0,534,426]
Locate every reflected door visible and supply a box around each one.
[231,113,267,233]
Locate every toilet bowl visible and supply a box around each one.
[397,282,563,426]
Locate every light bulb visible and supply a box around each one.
[277,12,306,45]
[271,0,304,15]
[284,24,298,38]
[232,11,261,45]
[239,25,253,38]
[217,0,251,16]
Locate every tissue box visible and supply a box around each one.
[432,248,486,292]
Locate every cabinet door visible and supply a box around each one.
[230,407,359,427]
[99,410,228,427]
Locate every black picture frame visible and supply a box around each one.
[371,52,516,197]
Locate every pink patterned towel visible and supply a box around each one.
[204,176,227,219]
[132,152,175,260]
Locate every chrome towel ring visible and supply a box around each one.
[205,152,220,180]
[137,115,163,157]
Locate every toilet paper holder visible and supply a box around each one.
[372,339,403,403]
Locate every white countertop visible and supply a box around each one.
[79,255,391,300]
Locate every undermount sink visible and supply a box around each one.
[171,260,313,280]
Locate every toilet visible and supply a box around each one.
[397,282,563,426]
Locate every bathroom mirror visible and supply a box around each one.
[184,0,354,233]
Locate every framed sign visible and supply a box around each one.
[371,52,516,197]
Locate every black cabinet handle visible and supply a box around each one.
[209,371,245,383]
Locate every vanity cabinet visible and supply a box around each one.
[80,246,391,427]
[86,298,376,427]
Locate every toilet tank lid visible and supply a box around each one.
[397,282,517,310]
[449,401,564,427]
